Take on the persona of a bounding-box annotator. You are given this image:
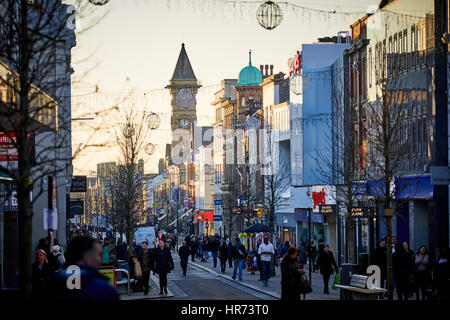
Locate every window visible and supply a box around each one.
[393,34,398,75]
[403,29,407,72]
[362,57,366,100]
[368,48,372,88]
[412,25,418,68]
[388,37,392,77]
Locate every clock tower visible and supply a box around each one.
[166,43,201,133]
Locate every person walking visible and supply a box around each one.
[202,236,210,262]
[137,241,155,295]
[209,235,220,268]
[317,244,338,294]
[218,240,229,273]
[179,241,190,276]
[256,239,263,281]
[51,245,66,272]
[298,242,307,266]
[231,237,247,281]
[413,245,431,300]
[39,236,120,300]
[393,242,412,300]
[31,249,53,296]
[279,241,290,258]
[227,238,234,268]
[307,239,318,273]
[189,236,196,262]
[102,238,111,266]
[258,236,275,287]
[281,247,305,301]
[153,239,174,295]
[115,239,128,261]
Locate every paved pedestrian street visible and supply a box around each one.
[121,255,275,300]
[120,252,341,300]
[179,255,340,300]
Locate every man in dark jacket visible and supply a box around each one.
[137,241,155,295]
[115,239,128,261]
[39,236,119,300]
[307,239,318,272]
[219,240,229,273]
[179,241,190,276]
[209,235,220,268]
[231,237,247,281]
[227,238,234,268]
[153,240,174,295]
[189,236,196,262]
[298,242,307,265]
[317,245,338,294]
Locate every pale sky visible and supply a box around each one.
[69,0,377,175]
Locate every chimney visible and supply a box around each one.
[260,65,264,75]
[265,65,269,77]
[270,65,274,75]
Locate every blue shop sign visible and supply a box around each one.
[395,175,433,199]
[275,213,296,227]
[294,208,324,223]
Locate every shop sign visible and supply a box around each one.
[319,204,336,215]
[288,51,302,76]
[351,207,368,218]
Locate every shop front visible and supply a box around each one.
[274,212,296,245]
[196,211,215,236]
[294,208,326,246]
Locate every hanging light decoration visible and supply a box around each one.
[147,112,161,130]
[256,1,283,30]
[145,143,156,155]
[88,0,111,5]
[123,123,135,138]
[290,73,302,96]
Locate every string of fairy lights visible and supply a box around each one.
[75,0,433,172]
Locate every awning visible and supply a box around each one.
[0,171,13,182]
[294,208,324,223]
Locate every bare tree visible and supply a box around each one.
[0,0,109,298]
[365,45,417,299]
[113,107,149,255]
[311,65,360,264]
[262,127,290,233]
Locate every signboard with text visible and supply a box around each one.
[71,176,87,192]
[69,200,84,216]
[319,204,336,215]
[351,207,368,218]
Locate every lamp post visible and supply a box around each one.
[306,188,312,285]
[65,177,72,244]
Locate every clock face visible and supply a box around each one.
[176,88,195,110]
[179,118,190,129]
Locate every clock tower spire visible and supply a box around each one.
[166,43,201,132]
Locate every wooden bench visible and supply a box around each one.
[335,274,387,300]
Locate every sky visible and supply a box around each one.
[69,0,377,175]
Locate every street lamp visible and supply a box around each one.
[306,188,312,286]
[65,177,72,243]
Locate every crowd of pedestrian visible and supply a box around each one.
[29,230,449,301]
[373,237,450,300]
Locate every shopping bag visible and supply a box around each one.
[298,274,313,294]
[134,262,142,279]
[332,274,340,290]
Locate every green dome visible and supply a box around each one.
[236,51,263,87]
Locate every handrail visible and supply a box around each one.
[115,268,130,296]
